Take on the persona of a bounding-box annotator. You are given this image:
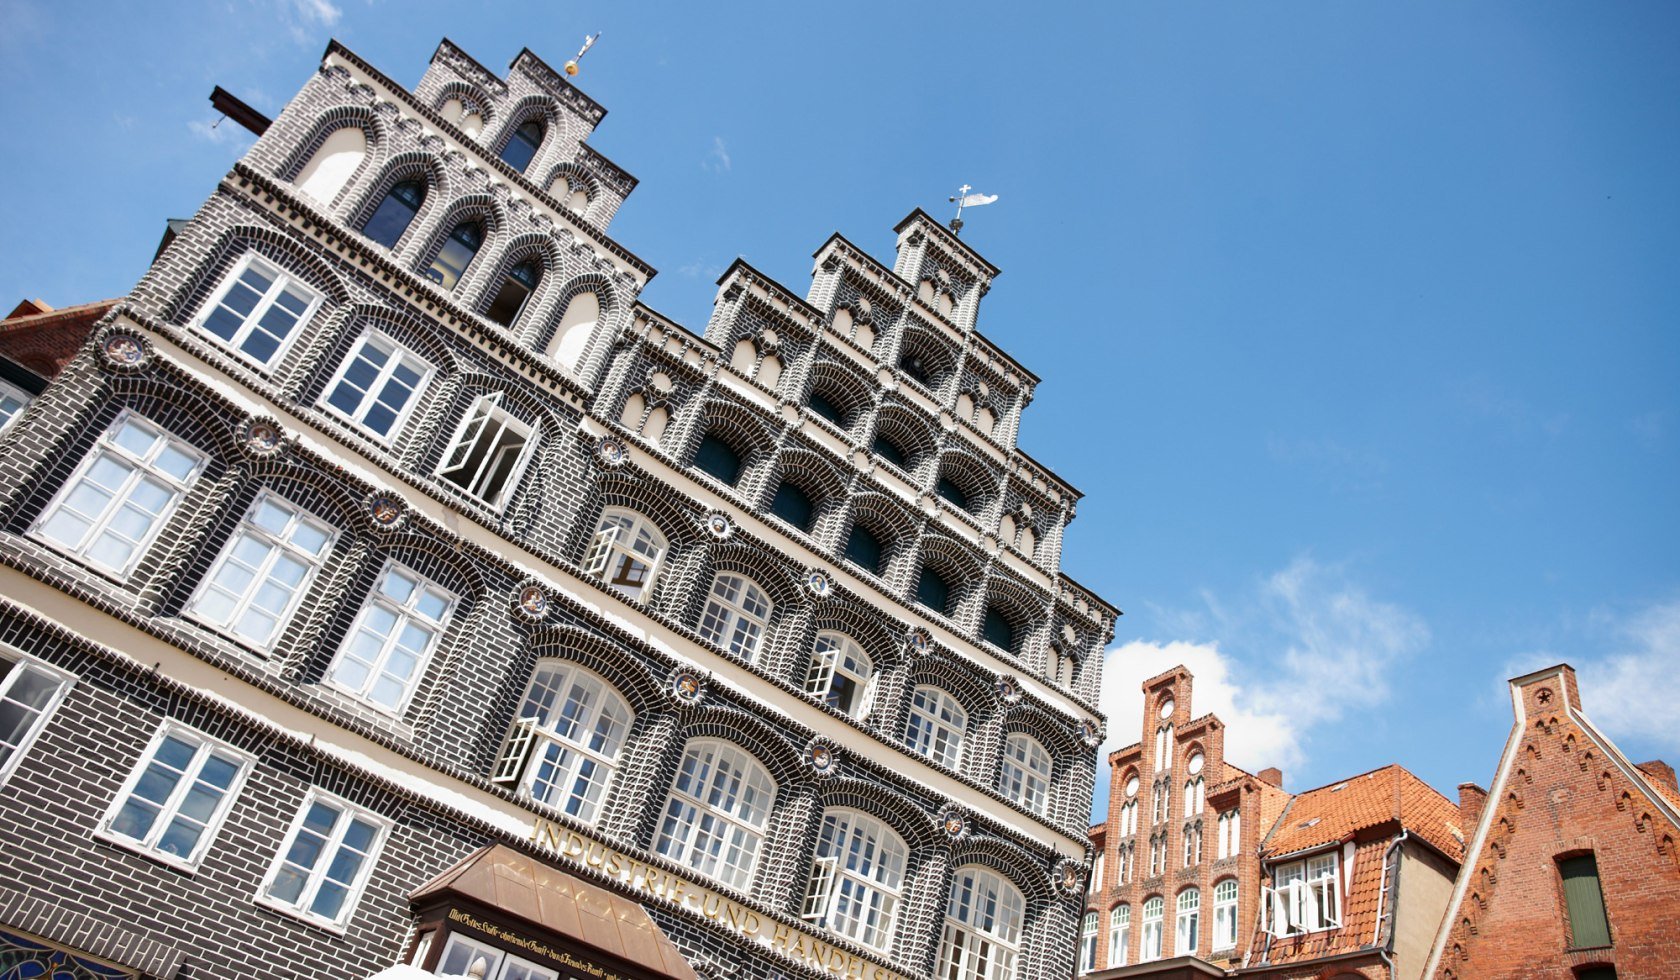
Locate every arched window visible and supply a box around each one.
[1140,896,1164,962]
[999,734,1052,815]
[872,433,908,469]
[582,510,667,603]
[982,605,1016,652]
[802,809,907,951]
[485,260,542,328]
[295,126,366,204]
[692,432,743,486]
[439,97,483,137]
[805,632,873,718]
[1120,774,1141,836]
[1175,888,1200,957]
[899,349,935,387]
[938,866,1024,980]
[361,180,425,250]
[1079,911,1098,972]
[655,741,776,891]
[916,564,953,615]
[549,290,601,369]
[425,220,483,290]
[843,522,885,575]
[697,573,771,661]
[1216,808,1241,859]
[1212,879,1239,951]
[936,474,970,511]
[1154,723,1174,771]
[491,663,632,823]
[769,480,816,532]
[1109,904,1130,967]
[905,686,966,769]
[807,390,846,427]
[499,119,544,172]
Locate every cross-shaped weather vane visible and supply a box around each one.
[564,32,603,77]
[948,184,999,234]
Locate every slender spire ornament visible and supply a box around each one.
[947,184,998,235]
[564,31,603,77]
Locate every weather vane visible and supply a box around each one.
[947,184,998,235]
[564,31,603,77]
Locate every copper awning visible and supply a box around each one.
[410,845,699,980]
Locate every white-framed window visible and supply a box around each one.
[1079,910,1099,972]
[582,510,667,603]
[1089,851,1104,894]
[1217,809,1241,860]
[320,330,432,442]
[1212,878,1239,951]
[1263,851,1341,936]
[98,722,251,870]
[937,866,1024,980]
[655,741,776,891]
[0,650,72,787]
[696,573,771,661]
[804,632,875,719]
[1140,895,1164,962]
[32,412,207,577]
[436,933,557,980]
[1116,842,1133,886]
[1183,822,1202,867]
[802,809,906,951]
[326,562,455,714]
[193,253,322,369]
[1119,773,1140,836]
[436,392,537,510]
[1149,834,1166,878]
[187,492,336,649]
[998,733,1053,815]
[491,662,632,824]
[1184,775,1205,817]
[1175,888,1200,957]
[257,788,389,928]
[0,377,32,432]
[1152,778,1168,825]
[1108,904,1130,967]
[905,686,967,770]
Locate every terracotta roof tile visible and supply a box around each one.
[1262,764,1463,862]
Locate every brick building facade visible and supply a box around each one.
[0,36,1115,980]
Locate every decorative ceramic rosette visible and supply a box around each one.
[511,580,550,623]
[937,802,970,841]
[803,736,840,778]
[905,626,934,658]
[703,511,734,541]
[1078,719,1104,749]
[365,491,408,532]
[995,674,1022,706]
[238,416,286,458]
[97,328,152,372]
[804,569,833,599]
[668,666,708,707]
[594,435,629,469]
[1053,856,1087,897]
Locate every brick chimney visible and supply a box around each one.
[1258,767,1284,788]
[1458,782,1488,829]
[1636,760,1678,796]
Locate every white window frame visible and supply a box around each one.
[1212,878,1239,951]
[1262,851,1342,936]
[1175,888,1200,957]
[30,410,207,578]
[325,560,456,715]
[0,376,32,433]
[491,662,633,824]
[654,740,777,892]
[0,648,73,788]
[1184,821,1202,867]
[938,866,1024,980]
[1217,809,1241,860]
[435,392,538,511]
[582,509,667,604]
[435,933,558,980]
[696,572,771,662]
[186,491,337,650]
[804,631,875,719]
[1089,851,1104,895]
[998,733,1053,816]
[1140,896,1164,962]
[1080,910,1099,972]
[319,329,433,443]
[1117,842,1133,886]
[256,786,390,930]
[802,809,907,952]
[191,252,322,371]
[1185,775,1206,817]
[96,721,253,871]
[905,685,967,770]
[1109,904,1131,967]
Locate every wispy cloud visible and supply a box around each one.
[1099,557,1429,795]
[273,0,342,44]
[1454,377,1569,440]
[703,136,732,174]
[1575,597,1680,754]
[676,258,724,280]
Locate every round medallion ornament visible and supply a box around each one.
[703,511,734,541]
[1079,719,1103,748]
[595,436,629,469]
[938,804,969,840]
[1054,857,1086,897]
[669,667,707,706]
[238,417,286,458]
[512,581,550,622]
[1535,687,1554,706]
[98,330,150,371]
[804,737,840,778]
[995,675,1022,705]
[804,569,833,599]
[366,492,406,530]
[906,627,933,658]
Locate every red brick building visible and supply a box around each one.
[1423,664,1680,980]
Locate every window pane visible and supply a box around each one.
[769,481,815,531]
[843,524,883,573]
[916,566,951,614]
[362,181,424,249]
[693,434,742,485]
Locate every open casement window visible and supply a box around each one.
[804,632,874,719]
[32,412,207,577]
[0,651,71,786]
[583,511,667,603]
[489,663,632,824]
[187,492,336,649]
[321,331,433,442]
[802,855,841,923]
[485,260,541,328]
[259,788,389,928]
[99,722,251,870]
[1262,853,1341,936]
[195,253,322,369]
[806,810,907,951]
[437,933,557,980]
[937,866,1024,980]
[437,392,537,510]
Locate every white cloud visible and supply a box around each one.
[704,136,731,174]
[289,0,341,27]
[1576,597,1680,753]
[1095,558,1429,811]
[270,0,341,44]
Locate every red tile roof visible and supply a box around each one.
[1254,836,1392,965]
[1262,764,1463,862]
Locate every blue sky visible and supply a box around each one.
[2,1,1675,819]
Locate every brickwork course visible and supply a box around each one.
[0,35,1117,980]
